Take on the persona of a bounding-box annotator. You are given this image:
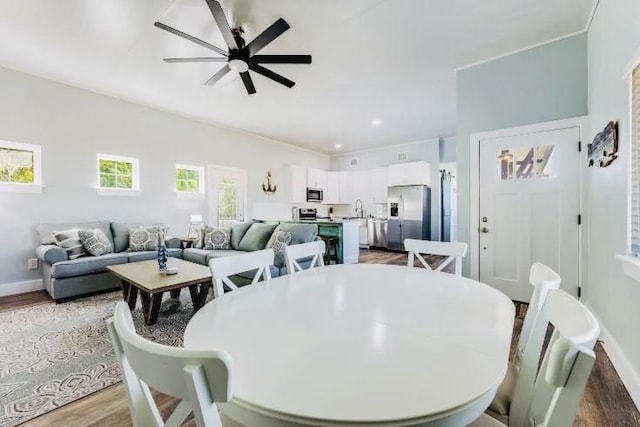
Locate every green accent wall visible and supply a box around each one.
[455,33,588,275]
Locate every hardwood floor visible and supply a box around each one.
[7,249,639,426]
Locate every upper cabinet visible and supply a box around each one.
[307,168,327,190]
[388,161,431,186]
[285,165,308,203]
[372,167,389,203]
[325,171,351,204]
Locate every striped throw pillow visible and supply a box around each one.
[52,229,88,260]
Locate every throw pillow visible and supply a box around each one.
[128,226,161,252]
[267,230,292,253]
[202,227,231,250]
[78,228,113,256]
[52,229,88,260]
[237,223,278,252]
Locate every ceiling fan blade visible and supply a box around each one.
[154,21,228,56]
[240,72,256,95]
[206,0,238,50]
[250,55,312,64]
[205,64,231,85]
[246,18,290,56]
[164,57,228,63]
[249,64,295,88]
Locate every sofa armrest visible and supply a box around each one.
[36,245,68,265]
[165,237,182,249]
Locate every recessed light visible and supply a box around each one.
[371,120,382,126]
[334,144,342,149]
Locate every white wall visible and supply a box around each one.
[330,138,449,239]
[0,66,329,291]
[586,0,640,405]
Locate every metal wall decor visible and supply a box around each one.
[588,121,619,167]
[262,171,277,195]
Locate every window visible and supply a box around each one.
[175,164,204,194]
[496,145,556,180]
[0,140,42,192]
[97,154,139,192]
[631,64,640,254]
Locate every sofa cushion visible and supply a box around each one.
[52,229,88,260]
[111,222,165,253]
[36,221,114,247]
[183,248,247,266]
[230,222,255,250]
[200,227,231,250]
[128,226,161,252]
[127,248,182,263]
[266,223,318,246]
[50,253,129,279]
[237,223,278,252]
[79,228,113,256]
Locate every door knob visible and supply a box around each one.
[480,227,489,233]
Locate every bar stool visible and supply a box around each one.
[320,236,339,264]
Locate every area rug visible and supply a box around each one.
[0,291,198,427]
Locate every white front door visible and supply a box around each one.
[209,165,247,228]
[479,127,580,302]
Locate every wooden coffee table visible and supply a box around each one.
[106,258,212,325]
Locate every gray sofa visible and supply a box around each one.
[183,222,319,285]
[35,220,318,301]
[35,221,182,301]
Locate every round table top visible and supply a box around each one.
[184,263,515,425]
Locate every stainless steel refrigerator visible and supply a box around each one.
[387,185,431,250]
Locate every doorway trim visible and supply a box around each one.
[208,164,248,227]
[469,116,589,282]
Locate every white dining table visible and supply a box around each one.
[184,263,515,427]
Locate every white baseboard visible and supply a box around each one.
[586,303,640,410]
[0,279,44,297]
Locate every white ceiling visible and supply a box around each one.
[0,0,595,154]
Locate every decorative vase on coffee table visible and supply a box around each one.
[157,233,168,273]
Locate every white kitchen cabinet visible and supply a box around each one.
[307,168,327,190]
[325,171,340,204]
[388,161,431,186]
[372,167,389,203]
[337,171,351,204]
[284,165,308,203]
[324,171,352,205]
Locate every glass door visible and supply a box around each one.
[208,165,247,228]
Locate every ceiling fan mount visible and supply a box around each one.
[154,0,312,95]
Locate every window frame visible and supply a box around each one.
[175,164,205,196]
[96,153,140,195]
[0,140,42,193]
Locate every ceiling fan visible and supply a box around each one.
[154,0,312,95]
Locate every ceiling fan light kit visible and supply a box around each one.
[154,0,312,95]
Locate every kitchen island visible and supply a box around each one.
[276,219,360,264]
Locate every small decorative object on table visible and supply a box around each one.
[157,233,168,273]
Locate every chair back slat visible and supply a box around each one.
[107,302,232,427]
[285,240,326,273]
[510,290,599,427]
[404,239,468,275]
[209,248,274,297]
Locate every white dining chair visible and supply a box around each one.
[404,239,468,275]
[106,302,233,427]
[471,289,600,427]
[209,248,274,298]
[488,262,562,423]
[285,240,325,273]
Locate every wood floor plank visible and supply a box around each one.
[8,249,639,426]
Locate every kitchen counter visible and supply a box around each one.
[281,219,360,224]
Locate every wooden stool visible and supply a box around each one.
[320,236,339,264]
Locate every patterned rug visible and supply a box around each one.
[0,291,198,427]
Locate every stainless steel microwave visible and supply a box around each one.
[306,187,323,203]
